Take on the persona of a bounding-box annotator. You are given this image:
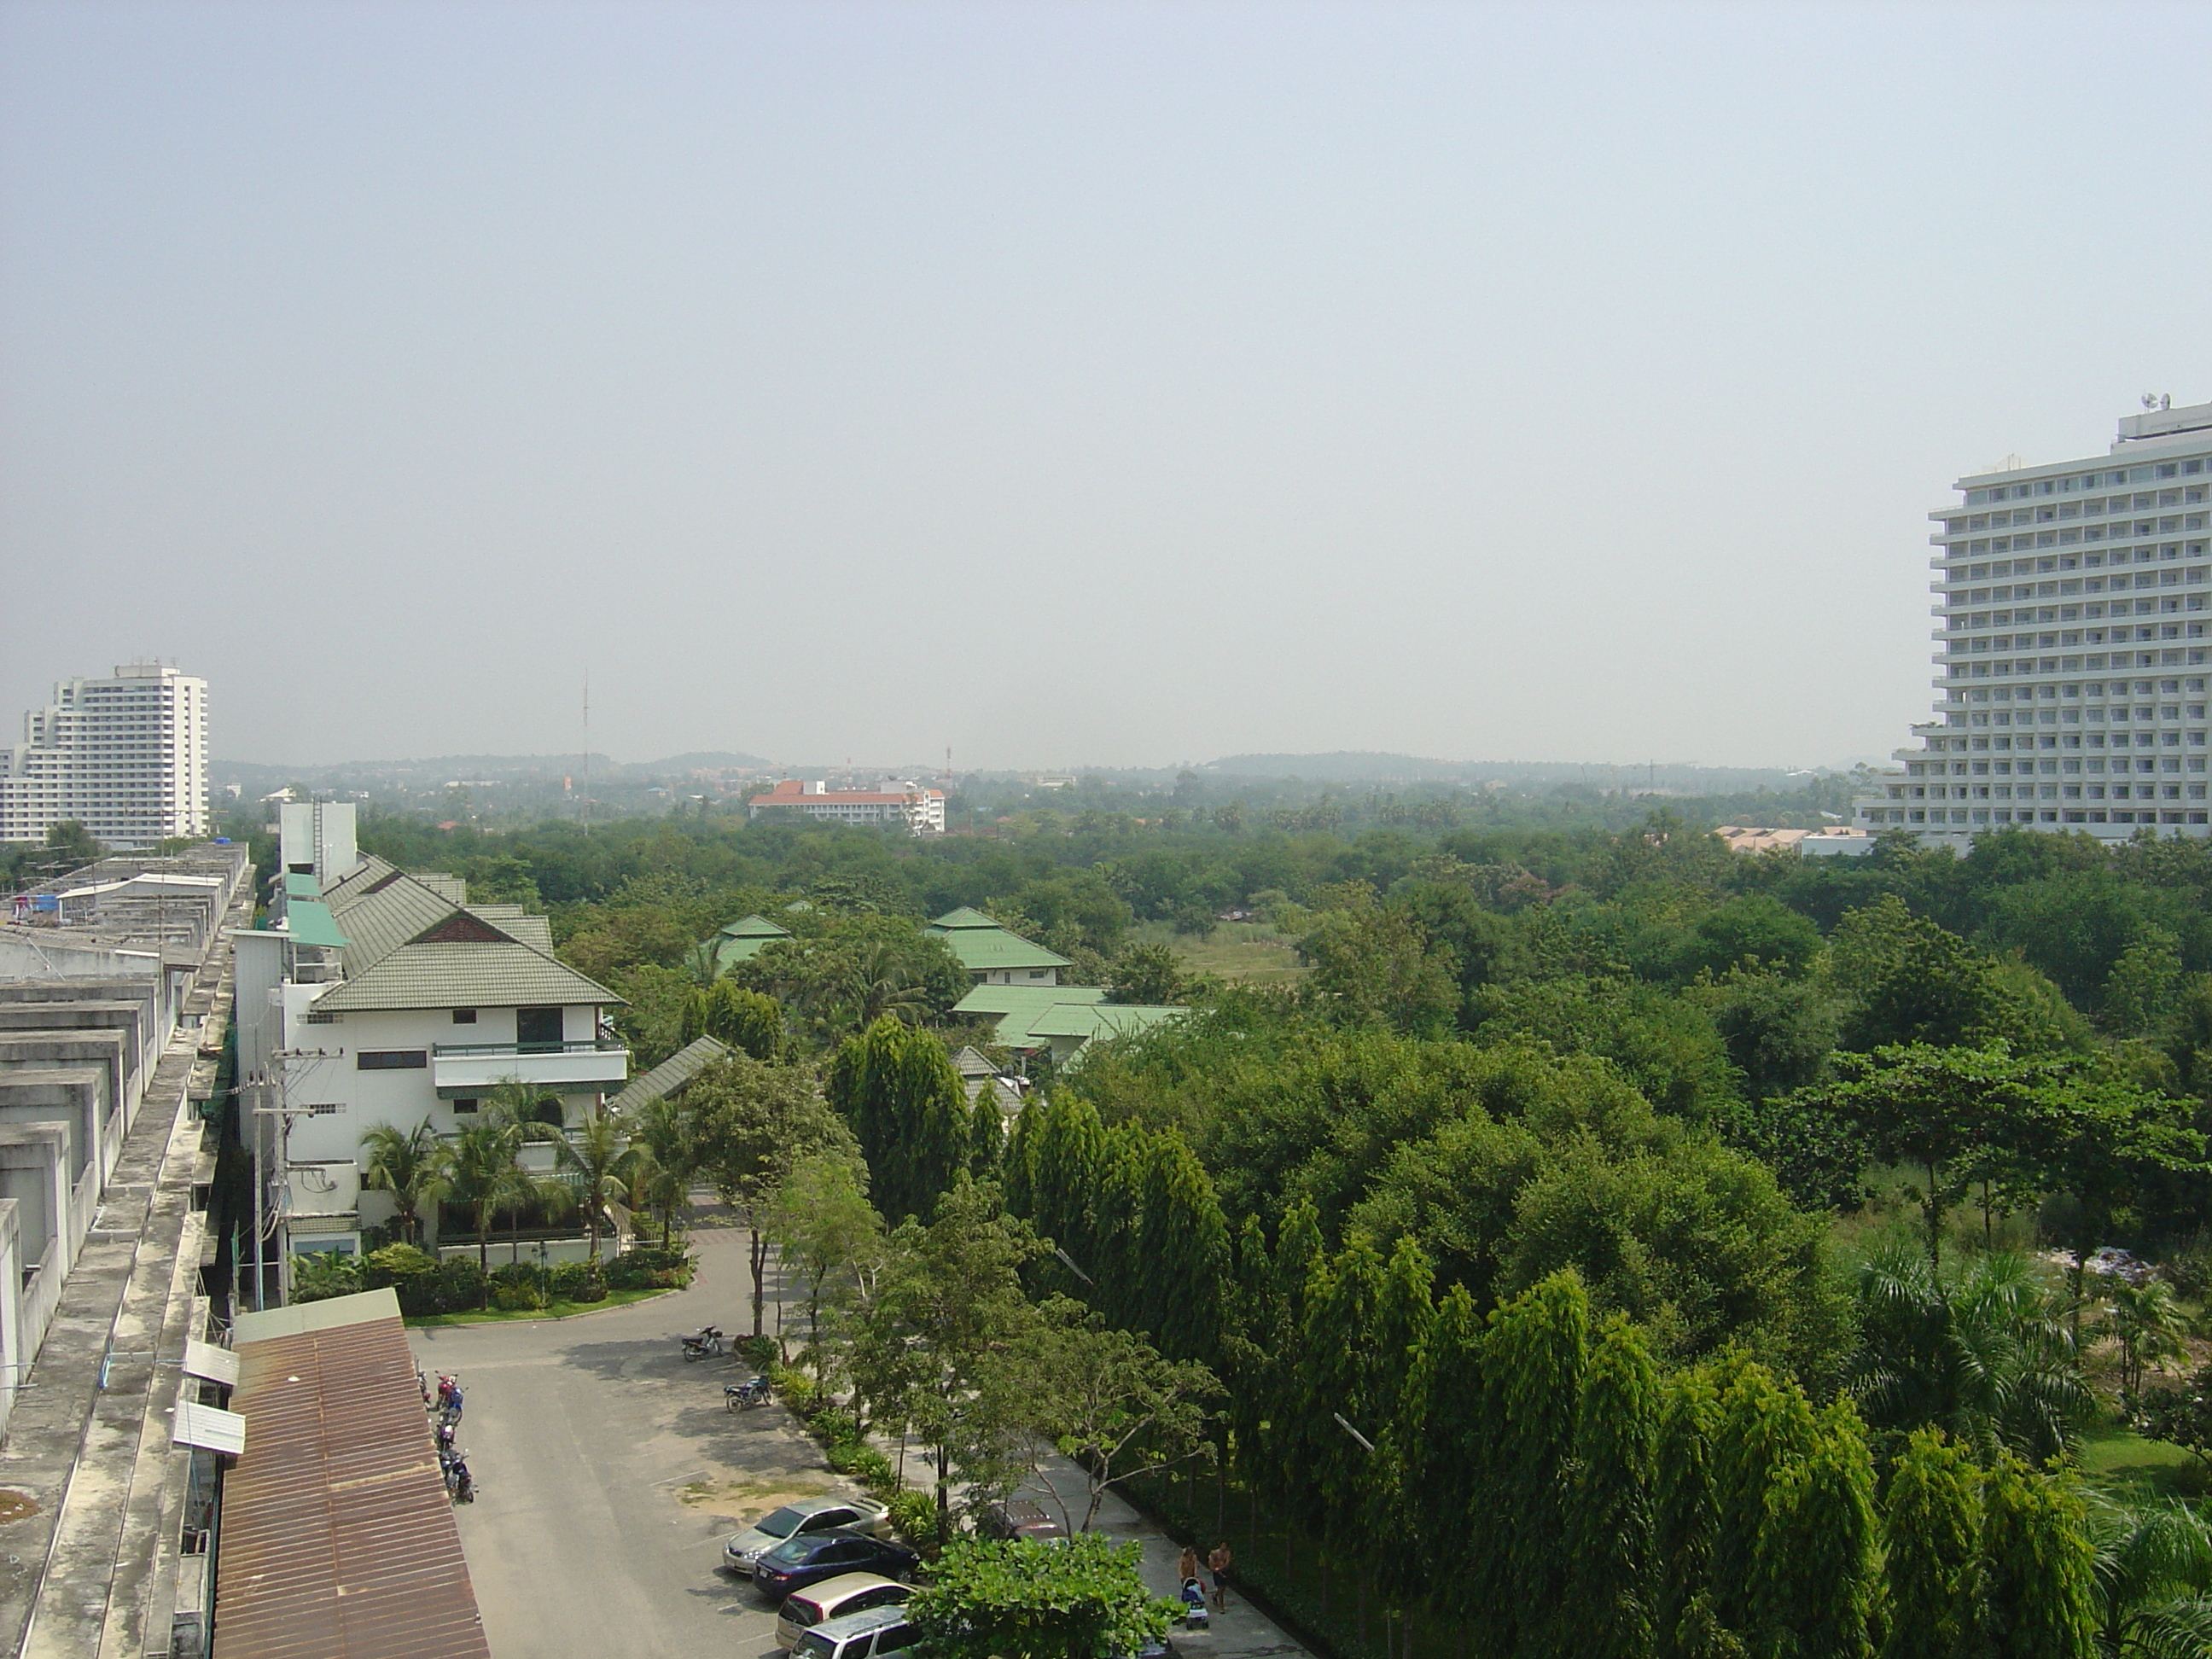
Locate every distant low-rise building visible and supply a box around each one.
[748,779,945,835]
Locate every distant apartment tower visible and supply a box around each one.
[1854,402,2212,851]
[748,778,946,835]
[0,663,210,849]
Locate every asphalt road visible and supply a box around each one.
[410,1214,830,1658]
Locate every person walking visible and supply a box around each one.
[1177,1545,1199,1588]
[1208,1540,1232,1611]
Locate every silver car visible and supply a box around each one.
[723,1498,891,1577]
[791,1605,920,1659]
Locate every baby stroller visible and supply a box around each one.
[1179,1578,1210,1631]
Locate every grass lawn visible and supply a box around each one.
[1135,921,1309,987]
[2079,1418,2209,1501]
[405,1286,676,1327]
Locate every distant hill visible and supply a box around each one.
[1202,752,1478,782]
[632,751,773,775]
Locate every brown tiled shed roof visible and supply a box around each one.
[212,1289,490,1659]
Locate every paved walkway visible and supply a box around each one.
[412,1210,1308,1659]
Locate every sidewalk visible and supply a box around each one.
[1009,1452,1309,1659]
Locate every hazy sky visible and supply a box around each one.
[4,2,2209,772]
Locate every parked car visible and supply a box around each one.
[790,1604,921,1659]
[979,1497,1067,1543]
[754,1531,923,1600]
[775,1574,917,1650]
[724,1498,894,1576]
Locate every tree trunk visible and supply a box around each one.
[749,1224,768,1336]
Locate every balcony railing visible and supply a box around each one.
[432,1039,626,1057]
[431,1039,630,1099]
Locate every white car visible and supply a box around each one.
[722,1497,893,1577]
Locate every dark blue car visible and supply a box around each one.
[753,1530,921,1600]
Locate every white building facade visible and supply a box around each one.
[748,778,946,834]
[1855,402,2212,851]
[0,662,209,849]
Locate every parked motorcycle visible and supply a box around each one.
[442,1449,474,1505]
[682,1325,725,1360]
[724,1376,772,1411]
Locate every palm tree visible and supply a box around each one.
[358,1121,450,1245]
[631,1094,701,1247]
[2089,1494,2212,1656]
[812,941,930,1035]
[446,1121,535,1307]
[547,1114,646,1265]
[1851,1245,2092,1464]
[2104,1276,2192,1400]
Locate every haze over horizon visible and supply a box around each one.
[4,2,2208,773]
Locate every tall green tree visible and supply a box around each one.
[1879,1429,1982,1659]
[1653,1365,1723,1659]
[1481,1270,1590,1659]
[764,1150,885,1388]
[1748,1400,1876,1659]
[1018,1295,1221,1533]
[686,1052,859,1332]
[855,1179,1046,1541]
[684,978,788,1060]
[829,1017,975,1224]
[1564,1314,1658,1659]
[1706,1357,1815,1642]
[1974,1456,2099,1659]
[1132,1129,1230,1361]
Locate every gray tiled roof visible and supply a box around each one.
[331,876,457,977]
[608,1036,731,1115]
[471,909,553,952]
[311,940,624,1013]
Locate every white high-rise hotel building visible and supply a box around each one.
[1855,401,2212,851]
[0,663,210,849]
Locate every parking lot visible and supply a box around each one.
[410,1209,1305,1659]
[410,1215,835,1656]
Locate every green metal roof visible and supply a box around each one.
[280,901,349,949]
[712,915,795,971]
[936,929,1072,974]
[311,941,625,1013]
[952,984,1109,1045]
[927,907,1001,931]
[1025,1003,1186,1041]
[954,983,1108,1017]
[608,1035,731,1115]
[282,873,323,899]
[718,914,795,940]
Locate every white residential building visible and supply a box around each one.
[232,804,626,1282]
[0,663,209,849]
[1854,401,2212,851]
[748,778,946,834]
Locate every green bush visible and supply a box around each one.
[887,1489,939,1549]
[486,1265,550,1311]
[289,1249,364,1303]
[547,1261,595,1300]
[828,1443,896,1492]
[812,1407,862,1447]
[429,1256,488,1313]
[737,1333,778,1368]
[771,1368,818,1414]
[605,1244,695,1290]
